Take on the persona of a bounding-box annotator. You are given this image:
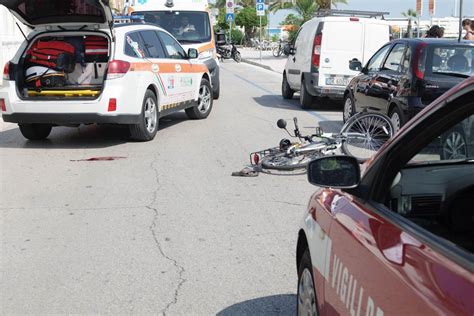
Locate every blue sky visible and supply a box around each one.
[269,0,474,27]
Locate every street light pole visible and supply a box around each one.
[458,0,463,42]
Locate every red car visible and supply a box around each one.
[297,77,474,315]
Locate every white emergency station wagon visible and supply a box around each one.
[0,0,212,141]
[282,10,390,109]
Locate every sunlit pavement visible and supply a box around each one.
[0,62,343,314]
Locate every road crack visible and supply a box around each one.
[147,158,186,316]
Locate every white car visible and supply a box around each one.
[282,10,390,109]
[0,0,212,141]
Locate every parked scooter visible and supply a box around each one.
[217,41,241,63]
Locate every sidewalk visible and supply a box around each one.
[239,47,287,74]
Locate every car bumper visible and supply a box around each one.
[305,73,345,99]
[2,113,140,124]
[0,79,141,125]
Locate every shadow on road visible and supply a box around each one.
[253,95,343,113]
[0,112,189,149]
[217,294,296,315]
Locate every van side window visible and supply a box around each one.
[383,43,406,72]
[367,44,391,72]
[124,32,146,58]
[139,30,166,58]
[158,32,187,60]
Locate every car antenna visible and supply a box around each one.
[15,22,29,44]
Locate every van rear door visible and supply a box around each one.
[319,20,363,88]
[362,20,390,64]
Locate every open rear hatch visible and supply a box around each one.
[0,0,113,29]
[17,33,110,99]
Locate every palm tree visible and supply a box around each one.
[269,0,347,13]
[401,9,418,38]
[293,0,317,23]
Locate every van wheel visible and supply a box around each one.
[343,94,355,123]
[213,79,220,100]
[186,78,213,120]
[297,248,319,316]
[300,78,313,109]
[282,73,294,99]
[19,124,52,140]
[129,89,159,141]
[389,107,403,133]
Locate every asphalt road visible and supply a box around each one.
[0,62,342,314]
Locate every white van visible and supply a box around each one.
[282,10,390,109]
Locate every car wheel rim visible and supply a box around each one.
[390,112,401,132]
[443,131,467,159]
[144,97,157,133]
[344,98,353,121]
[198,84,211,113]
[298,268,318,316]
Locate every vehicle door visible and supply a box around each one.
[286,26,306,89]
[353,44,391,111]
[157,31,198,111]
[373,42,408,113]
[319,93,474,315]
[123,31,150,106]
[130,30,169,107]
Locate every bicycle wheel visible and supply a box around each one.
[261,151,322,171]
[340,112,394,161]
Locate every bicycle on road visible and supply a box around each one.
[250,112,395,171]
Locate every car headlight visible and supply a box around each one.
[199,50,213,59]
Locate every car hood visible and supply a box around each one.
[0,0,113,29]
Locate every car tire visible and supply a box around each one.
[297,248,319,316]
[300,78,313,110]
[282,73,295,99]
[129,89,159,141]
[19,124,52,140]
[213,79,220,100]
[389,106,403,133]
[441,128,468,160]
[185,78,213,120]
[343,94,355,123]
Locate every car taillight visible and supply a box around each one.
[0,99,6,111]
[312,34,322,68]
[414,43,427,80]
[3,62,10,80]
[107,60,130,79]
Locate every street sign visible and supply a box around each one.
[226,0,234,14]
[256,0,264,3]
[226,13,234,22]
[256,2,265,16]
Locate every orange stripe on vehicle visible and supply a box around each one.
[130,62,207,73]
[198,42,215,53]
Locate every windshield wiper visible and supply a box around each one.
[432,72,470,78]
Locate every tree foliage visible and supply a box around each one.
[235,6,268,39]
[269,0,348,13]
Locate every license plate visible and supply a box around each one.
[326,77,350,86]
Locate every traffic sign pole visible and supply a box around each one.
[259,16,262,63]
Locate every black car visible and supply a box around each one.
[343,39,474,131]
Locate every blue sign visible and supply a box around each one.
[256,0,264,3]
[226,13,234,22]
[256,3,264,10]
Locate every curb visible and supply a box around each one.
[241,58,278,73]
